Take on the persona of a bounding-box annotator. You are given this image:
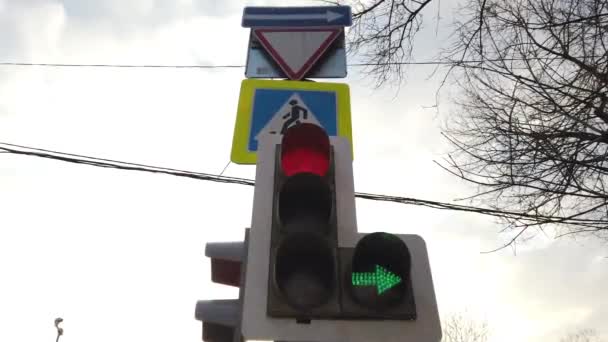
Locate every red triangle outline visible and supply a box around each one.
[254,27,341,80]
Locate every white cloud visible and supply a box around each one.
[0,0,66,60]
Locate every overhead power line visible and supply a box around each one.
[0,142,253,186]
[1,142,602,229]
[0,62,245,69]
[0,56,597,70]
[0,61,453,69]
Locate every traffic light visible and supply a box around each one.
[341,231,416,319]
[241,122,441,342]
[195,236,249,342]
[266,123,340,318]
[266,123,416,321]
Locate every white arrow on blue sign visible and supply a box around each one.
[242,6,352,28]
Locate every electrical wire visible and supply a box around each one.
[0,62,245,69]
[1,141,603,227]
[0,142,253,186]
[0,56,595,69]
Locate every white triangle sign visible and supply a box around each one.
[254,28,341,80]
[255,93,322,141]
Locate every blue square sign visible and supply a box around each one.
[231,79,352,164]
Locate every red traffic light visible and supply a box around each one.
[281,123,330,177]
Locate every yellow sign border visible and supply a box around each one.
[230,79,353,164]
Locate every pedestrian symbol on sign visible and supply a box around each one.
[256,93,322,141]
[280,99,308,134]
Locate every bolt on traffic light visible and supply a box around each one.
[266,123,416,321]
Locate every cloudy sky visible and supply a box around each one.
[0,0,606,341]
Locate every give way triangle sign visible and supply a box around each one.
[253,27,341,80]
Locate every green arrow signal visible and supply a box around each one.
[351,265,402,294]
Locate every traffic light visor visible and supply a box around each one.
[281,123,330,177]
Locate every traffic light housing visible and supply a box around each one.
[267,123,340,318]
[241,123,441,342]
[195,237,249,342]
[266,123,416,321]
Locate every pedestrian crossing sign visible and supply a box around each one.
[230,79,352,164]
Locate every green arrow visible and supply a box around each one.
[351,265,402,294]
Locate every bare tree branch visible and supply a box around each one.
[560,329,603,342]
[440,0,608,246]
[442,313,489,342]
[325,0,434,86]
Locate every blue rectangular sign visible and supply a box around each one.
[242,6,352,28]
